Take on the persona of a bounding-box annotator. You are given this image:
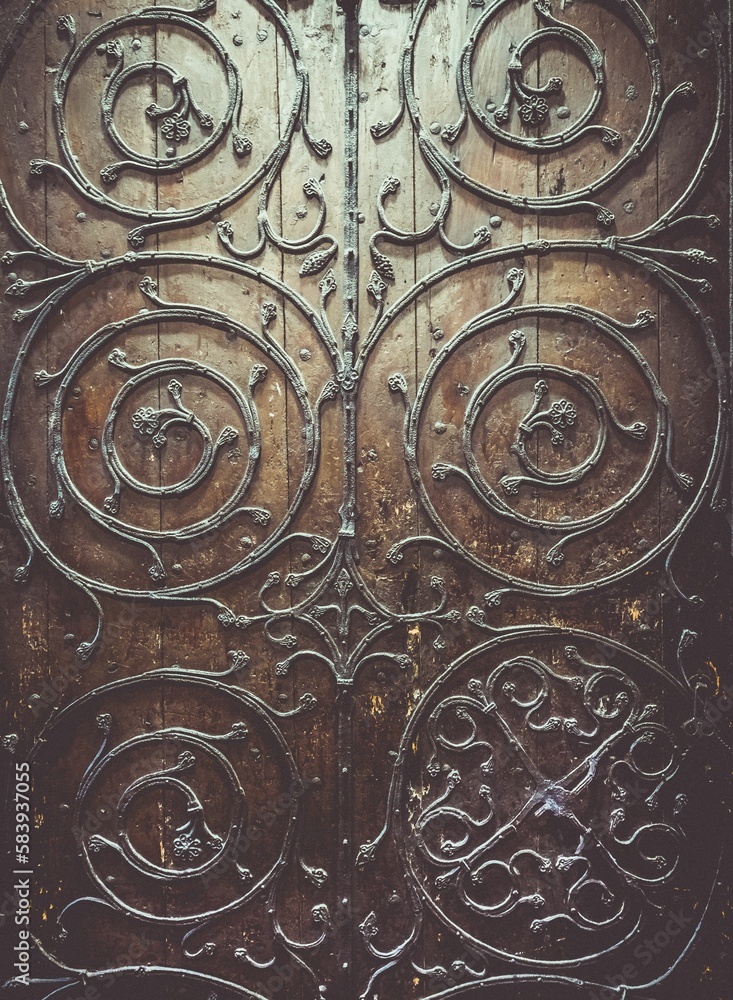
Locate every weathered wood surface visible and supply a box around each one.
[0,0,730,997]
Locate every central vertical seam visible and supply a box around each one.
[336,6,361,995]
[343,6,360,325]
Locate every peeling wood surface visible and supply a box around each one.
[0,0,731,997]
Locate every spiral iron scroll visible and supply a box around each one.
[0,0,730,999]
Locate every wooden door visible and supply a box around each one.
[0,0,730,997]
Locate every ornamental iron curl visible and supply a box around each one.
[31,669,304,927]
[0,0,729,998]
[24,0,333,250]
[356,630,726,996]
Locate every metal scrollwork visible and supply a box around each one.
[369,0,718,257]
[2,256,337,655]
[20,0,332,251]
[0,0,729,998]
[384,279,725,595]
[31,670,302,929]
[356,631,725,995]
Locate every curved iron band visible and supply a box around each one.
[430,302,665,526]
[54,8,242,185]
[424,654,640,774]
[104,381,225,498]
[399,0,713,221]
[49,315,265,538]
[37,1,311,243]
[484,366,606,487]
[460,16,605,151]
[33,668,301,925]
[368,0,724,264]
[406,302,664,562]
[81,731,245,882]
[364,241,727,599]
[116,773,230,876]
[462,358,647,517]
[103,362,253,502]
[50,318,290,564]
[412,968,713,1000]
[456,856,629,930]
[19,961,281,1000]
[101,57,232,175]
[416,662,683,887]
[414,655,639,873]
[357,630,724,991]
[2,251,333,600]
[388,629,719,969]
